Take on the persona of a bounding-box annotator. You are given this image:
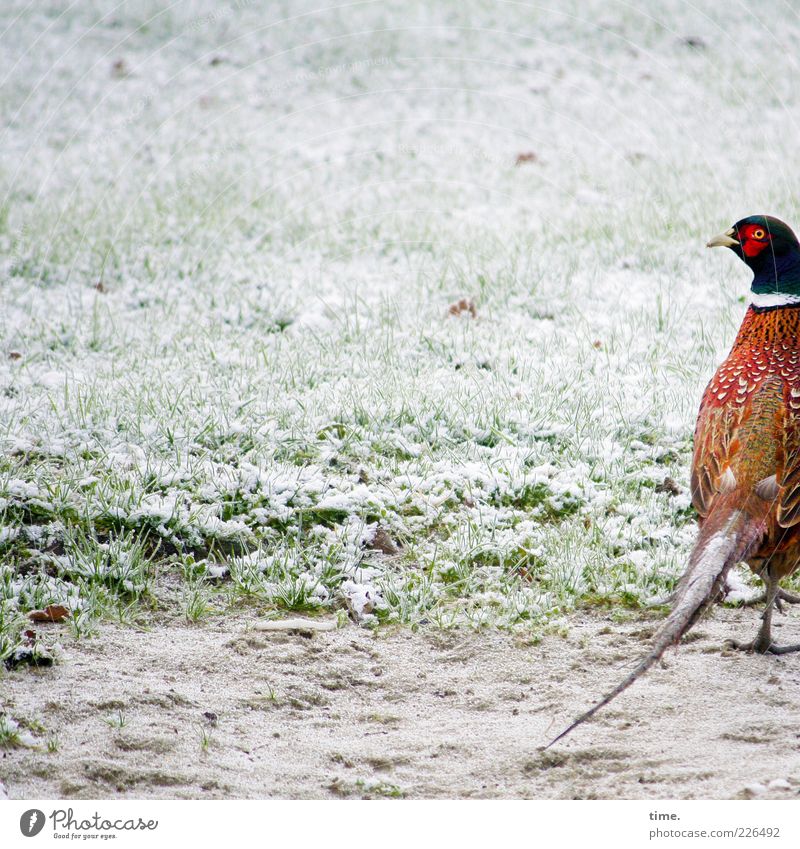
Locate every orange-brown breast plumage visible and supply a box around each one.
[691,305,800,578]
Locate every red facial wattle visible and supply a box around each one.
[739,224,771,258]
[742,239,769,258]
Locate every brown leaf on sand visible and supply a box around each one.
[29,604,70,623]
[447,298,477,319]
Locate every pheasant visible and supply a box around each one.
[548,214,800,747]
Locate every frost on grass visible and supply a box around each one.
[0,0,790,661]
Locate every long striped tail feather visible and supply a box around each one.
[544,498,767,748]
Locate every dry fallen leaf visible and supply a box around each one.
[28,604,70,623]
[655,477,682,497]
[682,35,707,50]
[447,298,477,318]
[111,58,129,78]
[367,527,400,555]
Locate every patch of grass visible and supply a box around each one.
[0,714,36,749]
[493,482,583,520]
[103,710,127,730]
[182,579,213,623]
[355,779,405,799]
[197,724,212,753]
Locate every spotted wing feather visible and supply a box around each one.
[690,401,739,518]
[778,414,800,526]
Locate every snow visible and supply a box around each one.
[0,0,791,638]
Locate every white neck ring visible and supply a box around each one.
[750,292,800,308]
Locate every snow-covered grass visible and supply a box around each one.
[2,0,800,661]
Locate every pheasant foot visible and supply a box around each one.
[723,573,800,653]
[724,636,800,654]
[725,637,800,654]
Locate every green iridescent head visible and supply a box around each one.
[707,215,800,303]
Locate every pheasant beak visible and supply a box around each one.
[706,228,739,248]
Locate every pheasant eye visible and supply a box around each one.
[752,228,766,239]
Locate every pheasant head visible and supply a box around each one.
[707,215,800,306]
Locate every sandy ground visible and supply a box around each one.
[2,605,800,800]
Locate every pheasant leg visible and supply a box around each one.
[726,574,800,654]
